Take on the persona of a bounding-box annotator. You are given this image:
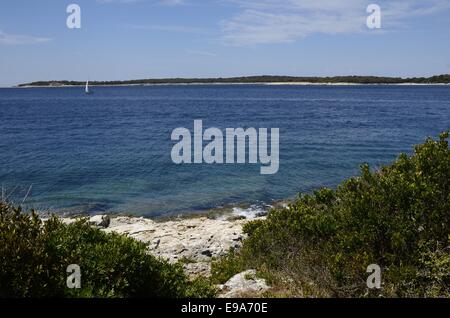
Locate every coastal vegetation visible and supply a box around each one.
[0,205,216,298]
[17,74,450,87]
[1,133,448,297]
[211,132,450,297]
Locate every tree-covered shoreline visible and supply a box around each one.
[17,74,450,87]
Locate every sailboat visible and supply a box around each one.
[85,80,92,94]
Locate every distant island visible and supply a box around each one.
[17,74,450,87]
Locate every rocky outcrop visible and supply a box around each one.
[58,213,266,279]
[218,270,270,298]
[89,215,110,228]
[98,215,250,276]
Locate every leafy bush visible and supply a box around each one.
[218,132,450,297]
[210,249,245,284]
[0,204,216,298]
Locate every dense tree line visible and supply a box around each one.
[18,74,450,87]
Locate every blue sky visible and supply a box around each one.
[0,0,450,86]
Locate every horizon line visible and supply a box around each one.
[12,74,450,88]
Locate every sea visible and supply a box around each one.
[0,84,449,217]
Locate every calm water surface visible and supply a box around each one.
[0,85,449,216]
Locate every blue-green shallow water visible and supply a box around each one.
[0,85,449,216]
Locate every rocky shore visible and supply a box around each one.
[106,215,248,275]
[61,213,271,297]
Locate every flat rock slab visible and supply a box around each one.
[103,216,248,263]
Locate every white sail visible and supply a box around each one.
[85,80,90,94]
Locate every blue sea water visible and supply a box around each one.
[0,85,449,217]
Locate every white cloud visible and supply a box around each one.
[222,0,450,46]
[127,24,207,34]
[0,30,51,45]
[186,49,217,56]
[160,0,186,5]
[97,0,185,4]
[97,0,143,3]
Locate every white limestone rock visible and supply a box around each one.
[218,270,270,298]
[103,216,247,263]
[89,214,111,228]
[58,214,263,277]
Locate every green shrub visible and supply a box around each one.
[210,249,245,284]
[221,132,450,297]
[0,204,216,298]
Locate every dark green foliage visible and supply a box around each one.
[18,74,450,87]
[210,249,245,285]
[0,205,216,298]
[219,132,450,297]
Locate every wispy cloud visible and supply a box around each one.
[186,49,217,57]
[160,0,186,6]
[222,0,450,46]
[0,30,51,45]
[126,24,208,34]
[97,0,185,4]
[97,0,145,3]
